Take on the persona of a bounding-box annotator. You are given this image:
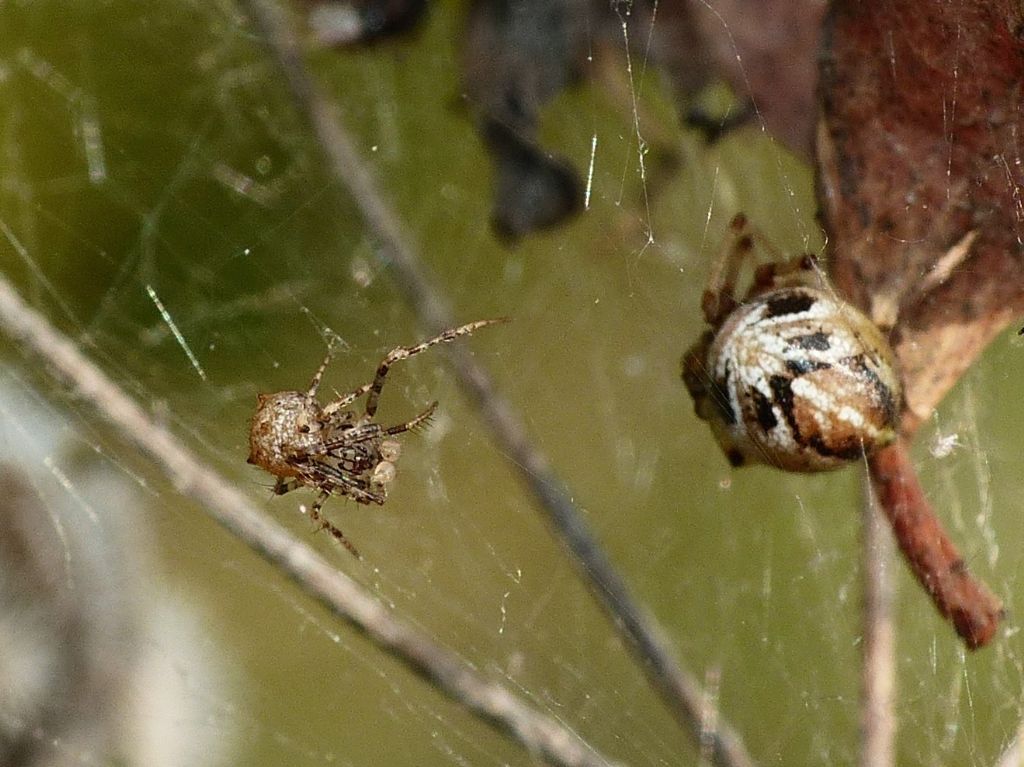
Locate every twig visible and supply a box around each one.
[859,471,895,767]
[235,2,759,766]
[0,275,622,767]
[868,441,1003,649]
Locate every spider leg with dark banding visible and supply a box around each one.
[363,319,505,417]
[384,401,437,436]
[308,491,361,558]
[322,383,371,418]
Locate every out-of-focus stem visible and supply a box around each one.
[859,471,895,767]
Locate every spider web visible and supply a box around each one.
[2,2,1024,766]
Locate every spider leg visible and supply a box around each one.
[305,459,387,505]
[363,319,507,418]
[308,491,362,558]
[384,401,437,436]
[284,443,386,504]
[306,353,334,398]
[274,477,300,495]
[703,214,758,327]
[322,383,372,418]
[320,422,383,451]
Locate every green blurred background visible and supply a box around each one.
[2,2,1024,765]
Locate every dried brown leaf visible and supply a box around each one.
[818,0,1024,433]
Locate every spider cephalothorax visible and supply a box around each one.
[248,319,503,556]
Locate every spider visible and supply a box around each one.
[248,319,504,557]
[681,215,1007,649]
[681,213,901,472]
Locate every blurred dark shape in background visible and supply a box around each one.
[0,460,228,767]
[305,0,431,46]
[305,0,824,239]
[464,0,592,240]
[481,118,582,242]
[0,465,137,767]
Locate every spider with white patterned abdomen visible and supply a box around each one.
[248,319,505,557]
[681,213,901,472]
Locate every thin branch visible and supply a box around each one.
[859,471,895,767]
[0,275,622,767]
[868,441,1002,649]
[235,2,759,766]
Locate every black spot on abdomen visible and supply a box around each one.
[750,388,778,432]
[807,435,863,460]
[785,358,832,376]
[791,331,830,351]
[709,361,738,425]
[842,354,899,424]
[765,291,816,318]
[769,374,799,440]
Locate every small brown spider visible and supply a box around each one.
[248,319,504,557]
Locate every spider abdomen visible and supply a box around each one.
[705,286,901,471]
[247,391,324,477]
